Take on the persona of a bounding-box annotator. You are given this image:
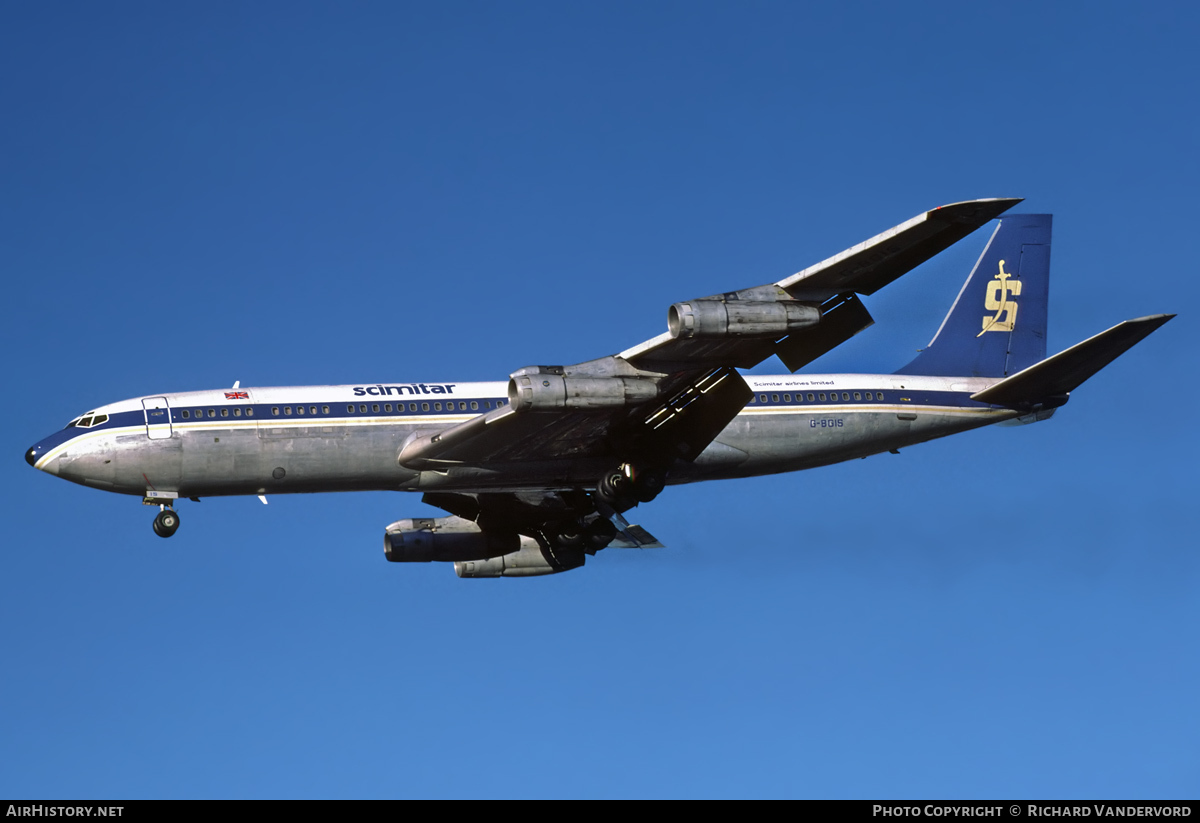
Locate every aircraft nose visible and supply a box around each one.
[25,443,48,470]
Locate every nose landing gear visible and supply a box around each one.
[143,491,181,538]
[152,507,180,538]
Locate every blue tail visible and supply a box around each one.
[896,214,1051,378]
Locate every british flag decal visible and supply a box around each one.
[225,391,249,400]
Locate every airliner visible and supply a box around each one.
[24,199,1173,577]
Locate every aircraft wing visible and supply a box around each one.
[402,198,1020,472]
[400,366,752,468]
[775,198,1021,300]
[618,198,1021,374]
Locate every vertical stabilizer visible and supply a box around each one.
[896,214,1051,378]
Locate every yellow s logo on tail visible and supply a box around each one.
[979,260,1021,336]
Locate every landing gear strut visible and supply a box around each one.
[152,507,180,538]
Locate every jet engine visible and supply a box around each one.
[508,369,658,412]
[383,515,521,563]
[384,515,586,577]
[454,543,586,578]
[668,300,819,339]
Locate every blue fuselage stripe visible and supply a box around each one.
[37,389,999,454]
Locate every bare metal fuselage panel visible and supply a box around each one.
[32,374,1013,499]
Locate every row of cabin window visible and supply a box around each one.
[339,400,504,415]
[750,391,886,404]
[180,408,253,419]
[177,400,507,420]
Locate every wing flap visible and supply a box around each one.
[775,293,875,372]
[610,524,666,549]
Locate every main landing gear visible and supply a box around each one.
[596,463,667,512]
[545,516,618,553]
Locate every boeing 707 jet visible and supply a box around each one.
[24,199,1173,577]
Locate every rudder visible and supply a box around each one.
[896,214,1051,378]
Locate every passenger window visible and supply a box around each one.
[434,402,442,411]
[470,401,478,411]
[783,394,791,402]
[208,409,216,418]
[807,393,814,401]
[422,402,430,411]
[772,394,779,403]
[372,404,380,413]
[842,393,849,401]
[298,406,306,415]
[322,406,329,414]
[347,405,354,414]
[759,394,768,403]
[195,409,203,417]
[233,408,242,417]
[220,408,229,418]
[409,403,417,412]
[182,410,190,419]
[310,406,317,415]
[273,407,280,416]
[284,407,292,415]
[384,404,392,412]
[819,393,826,401]
[359,404,367,413]
[246,408,254,417]
[854,392,862,401]
[877,392,884,401]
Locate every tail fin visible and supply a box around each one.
[896,214,1051,377]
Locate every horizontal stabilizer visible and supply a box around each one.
[971,314,1175,407]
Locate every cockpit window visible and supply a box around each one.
[74,414,109,429]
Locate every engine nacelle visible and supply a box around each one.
[508,369,658,412]
[454,543,586,578]
[383,515,520,563]
[668,300,820,339]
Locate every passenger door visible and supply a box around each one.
[142,397,173,440]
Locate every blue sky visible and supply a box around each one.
[2,2,1197,799]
